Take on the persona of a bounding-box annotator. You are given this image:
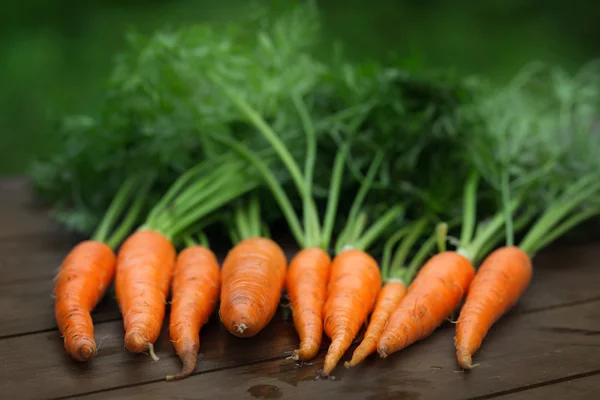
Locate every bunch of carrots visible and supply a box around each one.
[45,1,600,383]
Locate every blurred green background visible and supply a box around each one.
[1,0,599,175]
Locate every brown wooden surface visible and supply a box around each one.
[1,178,599,400]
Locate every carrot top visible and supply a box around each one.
[457,62,600,259]
[90,176,152,249]
[138,158,261,244]
[380,219,446,285]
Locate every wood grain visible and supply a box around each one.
[492,373,600,400]
[67,301,600,400]
[0,311,300,400]
[0,178,62,239]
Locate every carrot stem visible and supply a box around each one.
[208,72,306,199]
[381,226,411,280]
[519,177,600,254]
[292,92,321,247]
[105,186,149,250]
[92,177,137,244]
[459,171,480,250]
[354,205,404,252]
[228,223,241,245]
[261,222,272,239]
[462,198,520,262]
[231,197,265,241]
[183,235,197,248]
[404,231,438,283]
[321,149,347,251]
[475,205,537,263]
[436,222,448,253]
[145,161,209,225]
[336,152,383,250]
[235,203,252,241]
[501,169,514,247]
[212,134,305,246]
[388,219,427,277]
[167,178,257,239]
[529,207,599,254]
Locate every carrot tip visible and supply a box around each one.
[75,343,96,362]
[235,323,248,335]
[377,346,388,358]
[148,343,160,362]
[343,361,351,369]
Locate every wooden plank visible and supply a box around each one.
[0,281,121,339]
[58,301,600,400]
[492,373,600,400]
[0,311,301,400]
[0,234,75,283]
[0,178,62,239]
[2,240,599,338]
[516,242,600,312]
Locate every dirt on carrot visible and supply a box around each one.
[54,241,117,361]
[219,237,287,338]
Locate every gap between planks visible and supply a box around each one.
[466,369,600,400]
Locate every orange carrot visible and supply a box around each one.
[116,229,176,359]
[167,245,221,381]
[345,280,406,367]
[455,246,532,369]
[377,251,475,358]
[54,241,116,361]
[219,237,287,337]
[345,219,439,368]
[286,247,331,361]
[322,249,381,376]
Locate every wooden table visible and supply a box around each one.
[1,178,599,400]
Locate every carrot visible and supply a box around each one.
[286,248,331,360]
[317,152,403,376]
[54,241,116,361]
[451,66,600,369]
[345,219,441,367]
[53,177,148,362]
[455,246,531,369]
[376,173,500,359]
[212,79,400,369]
[377,251,474,357]
[114,158,259,359]
[322,249,381,375]
[116,229,176,359]
[167,236,221,381]
[208,96,350,358]
[454,175,599,370]
[346,279,404,367]
[219,236,287,337]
